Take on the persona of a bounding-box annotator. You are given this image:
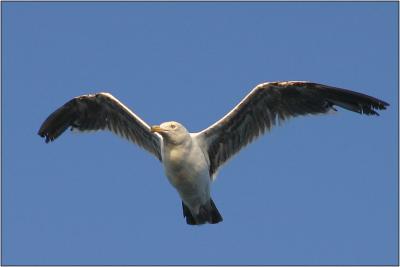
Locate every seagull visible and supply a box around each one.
[38,81,388,225]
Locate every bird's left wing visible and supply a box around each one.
[194,81,388,178]
[38,92,162,160]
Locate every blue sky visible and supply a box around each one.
[2,2,398,265]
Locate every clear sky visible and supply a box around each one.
[2,2,398,265]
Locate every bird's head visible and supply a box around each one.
[151,121,190,145]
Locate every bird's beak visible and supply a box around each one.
[151,125,167,133]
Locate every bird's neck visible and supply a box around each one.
[163,134,192,150]
[162,135,193,163]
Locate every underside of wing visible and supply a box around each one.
[196,81,389,177]
[38,92,162,160]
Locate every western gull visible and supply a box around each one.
[38,81,389,225]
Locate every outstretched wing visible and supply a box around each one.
[38,92,162,160]
[195,81,389,177]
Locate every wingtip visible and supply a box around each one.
[38,130,52,144]
[370,100,389,115]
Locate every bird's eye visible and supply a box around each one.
[170,124,176,129]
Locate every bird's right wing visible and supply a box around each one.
[38,92,162,161]
[195,81,389,178]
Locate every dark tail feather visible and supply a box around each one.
[209,198,223,224]
[182,202,197,225]
[182,199,223,225]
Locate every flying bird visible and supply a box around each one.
[38,81,388,225]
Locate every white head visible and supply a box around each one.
[151,121,190,145]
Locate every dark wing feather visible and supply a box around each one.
[38,92,162,160]
[196,81,389,177]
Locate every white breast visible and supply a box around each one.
[162,136,211,208]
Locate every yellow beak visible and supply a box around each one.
[151,125,167,133]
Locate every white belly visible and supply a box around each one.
[162,141,210,211]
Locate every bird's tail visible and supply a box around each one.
[182,199,223,225]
